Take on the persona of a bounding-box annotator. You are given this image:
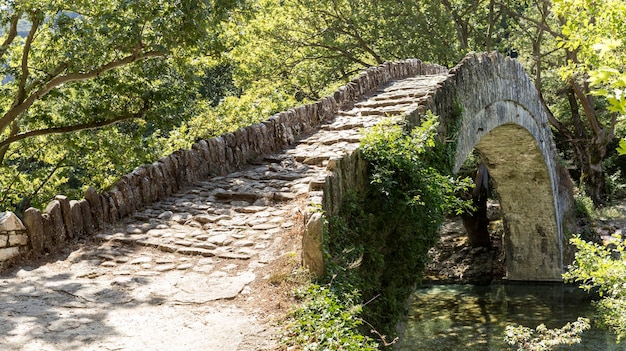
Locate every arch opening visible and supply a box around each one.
[476,124,561,280]
[455,122,563,281]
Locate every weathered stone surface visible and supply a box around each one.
[54,195,75,239]
[177,247,215,257]
[100,194,111,224]
[41,213,54,252]
[420,53,574,281]
[45,200,66,245]
[302,212,325,277]
[116,178,136,215]
[0,212,25,231]
[79,199,95,236]
[70,200,85,238]
[85,187,103,229]
[106,193,119,222]
[0,247,19,261]
[8,234,28,246]
[109,187,127,219]
[23,208,45,254]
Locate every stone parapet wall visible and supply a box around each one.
[1,58,439,269]
[300,69,450,276]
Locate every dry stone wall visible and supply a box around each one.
[0,58,441,269]
[0,212,28,267]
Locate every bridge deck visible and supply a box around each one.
[0,73,448,350]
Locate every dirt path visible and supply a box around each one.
[0,184,305,351]
[1,234,301,351]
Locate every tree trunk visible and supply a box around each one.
[461,163,491,247]
[581,142,608,206]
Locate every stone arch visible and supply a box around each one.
[412,53,576,281]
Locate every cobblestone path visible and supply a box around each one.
[0,73,448,351]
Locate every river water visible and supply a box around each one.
[395,283,625,351]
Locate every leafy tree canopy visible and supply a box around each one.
[0,0,238,211]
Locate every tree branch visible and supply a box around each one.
[499,1,564,39]
[333,25,384,64]
[0,49,165,135]
[25,62,69,96]
[0,121,20,165]
[299,41,373,68]
[570,80,601,137]
[0,110,145,153]
[15,12,42,107]
[0,11,21,60]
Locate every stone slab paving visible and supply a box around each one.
[0,73,447,351]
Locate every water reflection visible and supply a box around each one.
[395,284,625,351]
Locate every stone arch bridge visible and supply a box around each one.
[406,53,576,281]
[1,53,575,287]
[308,52,576,281]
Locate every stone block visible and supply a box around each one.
[302,212,325,278]
[0,234,7,247]
[41,213,55,252]
[45,199,66,245]
[152,162,169,198]
[121,177,138,213]
[23,207,44,254]
[161,155,179,193]
[119,175,139,212]
[99,194,111,225]
[54,195,75,239]
[0,247,19,261]
[194,139,211,161]
[0,212,25,231]
[105,194,119,222]
[109,187,126,218]
[70,200,85,238]
[9,234,28,246]
[85,187,103,230]
[79,199,95,236]
[133,166,150,204]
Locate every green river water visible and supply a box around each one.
[395,283,625,351]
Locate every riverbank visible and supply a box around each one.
[424,199,626,285]
[424,209,506,284]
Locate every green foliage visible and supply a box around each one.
[573,193,596,220]
[0,124,161,213]
[554,0,626,111]
[503,0,626,204]
[360,115,470,215]
[0,1,239,211]
[617,139,626,156]
[222,0,478,102]
[504,317,591,351]
[282,114,471,349]
[563,236,626,342]
[554,0,626,158]
[198,62,242,107]
[281,284,379,351]
[319,114,471,342]
[162,79,297,154]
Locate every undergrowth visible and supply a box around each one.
[280,113,471,350]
